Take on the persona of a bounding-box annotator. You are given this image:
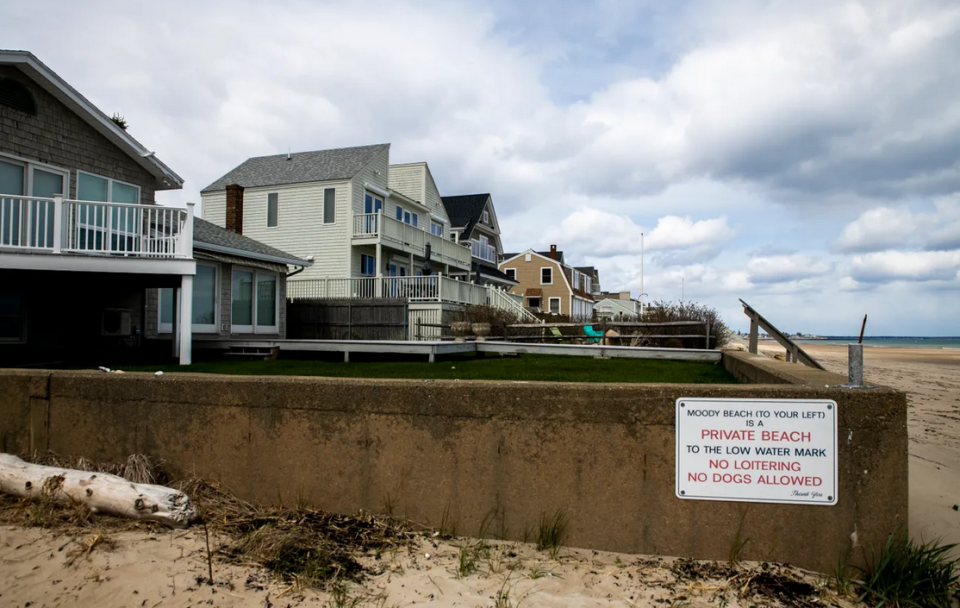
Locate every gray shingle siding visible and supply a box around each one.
[201,144,390,193]
[0,65,158,205]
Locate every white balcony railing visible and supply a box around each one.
[0,195,192,258]
[287,275,542,322]
[353,212,472,268]
[470,239,497,263]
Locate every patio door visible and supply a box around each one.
[29,167,65,247]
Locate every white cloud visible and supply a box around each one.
[834,207,927,253]
[850,251,960,283]
[747,255,833,283]
[545,207,735,259]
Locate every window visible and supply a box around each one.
[266,193,279,227]
[231,268,278,334]
[504,268,516,281]
[0,77,37,115]
[1,156,68,248]
[77,171,140,204]
[541,267,553,285]
[0,291,25,343]
[527,296,541,310]
[482,210,489,224]
[324,188,336,223]
[549,297,561,314]
[364,192,382,214]
[360,254,376,277]
[159,264,219,334]
[430,221,443,237]
[395,206,418,227]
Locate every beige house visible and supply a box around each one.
[499,246,595,318]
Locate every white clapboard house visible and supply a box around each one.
[200,144,534,335]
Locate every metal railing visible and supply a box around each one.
[0,195,192,258]
[352,211,472,268]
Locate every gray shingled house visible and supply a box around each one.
[0,50,307,365]
[441,193,516,288]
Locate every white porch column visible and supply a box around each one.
[179,274,193,365]
[179,202,195,259]
[52,195,63,253]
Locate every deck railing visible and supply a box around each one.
[288,275,542,322]
[470,239,497,263]
[0,195,191,258]
[352,211,472,268]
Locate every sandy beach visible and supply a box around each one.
[758,342,960,550]
[1,344,957,607]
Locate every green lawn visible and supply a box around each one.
[123,354,737,384]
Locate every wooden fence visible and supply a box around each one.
[287,299,407,341]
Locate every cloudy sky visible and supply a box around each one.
[4,0,959,335]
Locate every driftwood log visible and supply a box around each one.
[0,454,197,527]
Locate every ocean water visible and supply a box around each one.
[794,337,960,349]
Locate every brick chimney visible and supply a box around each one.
[225,184,244,234]
[549,244,557,260]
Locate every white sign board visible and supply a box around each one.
[676,398,837,506]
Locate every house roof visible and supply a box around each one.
[575,265,596,276]
[502,250,565,265]
[193,217,309,267]
[201,144,389,193]
[441,193,489,237]
[0,50,183,190]
[476,263,518,285]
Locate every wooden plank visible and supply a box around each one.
[740,299,825,370]
[479,341,722,362]
[507,321,705,329]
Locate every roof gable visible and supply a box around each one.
[202,143,389,193]
[441,193,490,237]
[0,50,182,190]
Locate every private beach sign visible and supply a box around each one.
[676,398,838,506]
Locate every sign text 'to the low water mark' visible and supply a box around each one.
[676,398,837,506]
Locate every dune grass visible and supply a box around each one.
[122,353,736,384]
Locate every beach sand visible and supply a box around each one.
[758,342,960,550]
[2,345,957,606]
[0,524,855,608]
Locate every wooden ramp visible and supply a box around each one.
[740,299,825,370]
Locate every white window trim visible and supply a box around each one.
[482,210,489,224]
[504,268,516,281]
[230,267,279,335]
[540,266,553,285]
[0,153,69,198]
[158,263,220,334]
[365,191,383,215]
[266,192,279,228]
[76,169,141,204]
[548,297,561,314]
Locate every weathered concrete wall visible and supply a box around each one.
[723,350,850,386]
[0,365,907,573]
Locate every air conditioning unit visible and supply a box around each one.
[102,308,132,336]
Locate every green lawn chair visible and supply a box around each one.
[549,326,564,342]
[583,325,603,344]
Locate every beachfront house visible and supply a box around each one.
[441,193,517,289]
[499,246,596,319]
[0,50,309,366]
[200,145,535,335]
[0,50,195,365]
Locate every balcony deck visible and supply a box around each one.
[353,213,471,270]
[0,195,194,274]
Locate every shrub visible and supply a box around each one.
[855,530,959,608]
[639,300,729,349]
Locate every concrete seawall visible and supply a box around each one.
[0,354,906,572]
